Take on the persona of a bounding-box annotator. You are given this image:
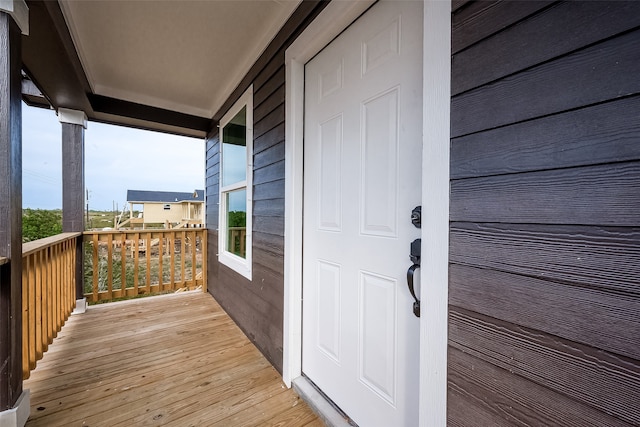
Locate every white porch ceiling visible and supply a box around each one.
[58,0,301,119]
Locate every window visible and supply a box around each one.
[218,86,253,279]
[163,204,171,210]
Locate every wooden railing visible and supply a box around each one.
[228,227,247,257]
[22,232,81,379]
[83,229,207,303]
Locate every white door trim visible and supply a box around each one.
[420,1,451,425]
[283,1,451,425]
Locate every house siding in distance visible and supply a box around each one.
[448,1,640,425]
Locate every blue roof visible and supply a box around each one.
[127,189,204,203]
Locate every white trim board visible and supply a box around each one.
[420,1,451,425]
[283,1,451,425]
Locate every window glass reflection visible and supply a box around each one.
[222,106,247,187]
[226,189,247,258]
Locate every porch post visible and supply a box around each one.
[58,108,87,312]
[0,2,30,426]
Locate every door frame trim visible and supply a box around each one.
[419,1,451,424]
[283,1,451,424]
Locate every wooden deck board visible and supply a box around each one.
[24,292,323,426]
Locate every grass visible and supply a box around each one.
[83,237,203,303]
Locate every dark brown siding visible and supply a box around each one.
[0,13,23,410]
[205,1,328,373]
[449,1,640,425]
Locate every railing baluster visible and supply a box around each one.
[158,233,164,292]
[146,232,151,294]
[92,233,99,303]
[22,255,29,379]
[120,233,126,295]
[202,231,208,292]
[35,249,43,363]
[28,253,36,371]
[107,233,113,300]
[80,230,206,302]
[170,235,175,291]
[180,230,186,288]
[53,243,60,337]
[61,241,67,318]
[44,246,51,352]
[191,232,197,290]
[22,233,80,378]
[133,232,140,296]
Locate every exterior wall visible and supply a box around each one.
[142,202,184,224]
[182,203,202,221]
[448,1,640,425]
[0,11,23,412]
[206,1,328,373]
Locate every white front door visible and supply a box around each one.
[302,1,423,425]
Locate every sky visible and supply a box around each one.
[22,104,205,212]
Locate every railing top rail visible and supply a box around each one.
[22,232,82,257]
[0,256,8,266]
[83,229,203,235]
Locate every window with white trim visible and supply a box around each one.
[218,86,253,280]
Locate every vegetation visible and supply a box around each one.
[228,210,246,227]
[22,209,62,242]
[83,237,203,304]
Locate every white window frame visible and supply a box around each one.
[218,86,253,280]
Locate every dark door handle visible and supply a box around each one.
[407,264,420,317]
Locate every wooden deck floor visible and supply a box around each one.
[24,291,323,426]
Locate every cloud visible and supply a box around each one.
[22,104,205,211]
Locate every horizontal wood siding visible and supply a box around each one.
[206,1,328,373]
[449,1,640,425]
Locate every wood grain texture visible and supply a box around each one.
[255,66,285,112]
[254,159,286,187]
[212,265,284,371]
[451,0,471,14]
[448,347,634,427]
[255,123,285,156]
[450,264,640,360]
[449,308,640,425]
[0,13,23,411]
[452,1,640,95]
[254,215,285,237]
[255,140,286,170]
[255,104,285,139]
[253,231,286,255]
[450,161,640,225]
[452,0,554,54]
[255,57,285,103]
[23,292,321,426]
[451,95,640,179]
[452,28,640,137]
[61,123,85,232]
[254,180,286,201]
[253,245,284,278]
[254,199,285,218]
[449,222,640,295]
[255,83,285,126]
[21,1,93,115]
[449,2,640,425]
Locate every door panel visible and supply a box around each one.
[303,1,423,426]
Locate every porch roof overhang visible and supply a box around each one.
[21,0,302,138]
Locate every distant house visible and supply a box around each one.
[122,189,204,229]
